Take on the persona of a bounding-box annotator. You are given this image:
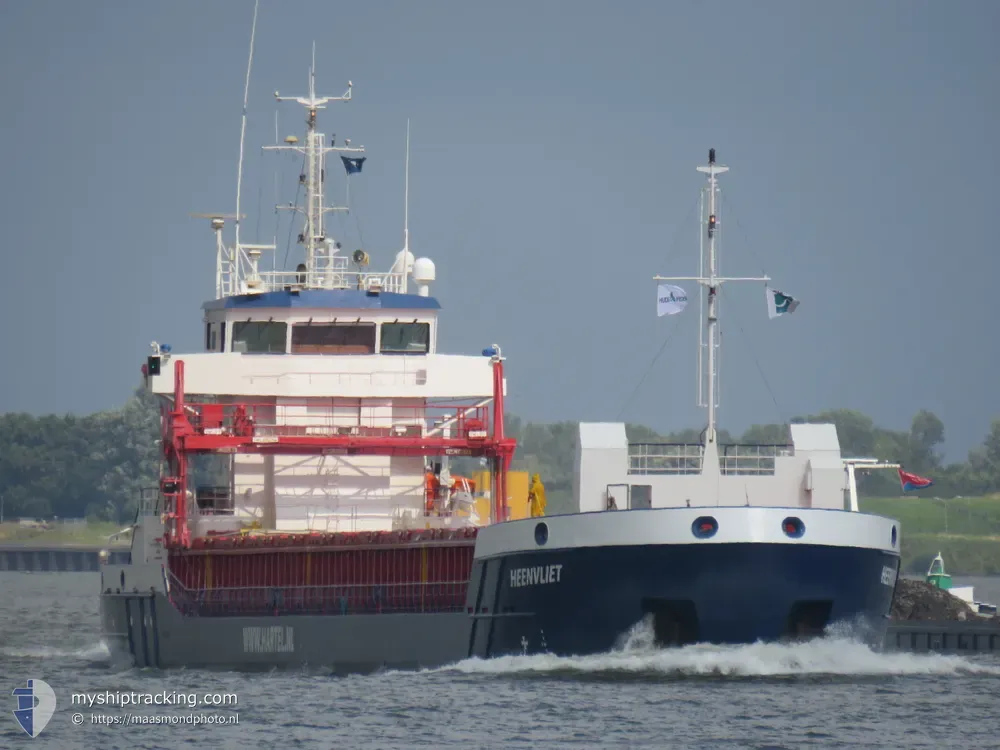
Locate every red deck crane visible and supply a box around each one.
[157,352,516,548]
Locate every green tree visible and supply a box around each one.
[92,390,161,522]
[907,410,945,471]
[740,423,790,445]
[2,395,999,520]
[977,418,1000,492]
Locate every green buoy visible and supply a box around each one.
[925,551,952,590]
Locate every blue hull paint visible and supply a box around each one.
[467,543,899,658]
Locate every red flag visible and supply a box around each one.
[898,468,933,492]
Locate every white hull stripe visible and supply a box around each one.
[475,506,900,560]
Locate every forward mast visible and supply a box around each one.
[655,149,769,471]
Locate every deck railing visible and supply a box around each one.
[250,267,409,295]
[628,443,704,475]
[178,398,492,442]
[135,487,162,518]
[719,444,792,476]
[628,443,793,476]
[166,571,469,617]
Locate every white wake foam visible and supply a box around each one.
[1,641,110,661]
[432,617,1000,679]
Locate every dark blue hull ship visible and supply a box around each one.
[467,507,901,658]
[459,148,904,661]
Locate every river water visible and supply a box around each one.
[2,572,999,749]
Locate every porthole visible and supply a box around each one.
[692,516,718,539]
[534,522,549,546]
[782,516,805,538]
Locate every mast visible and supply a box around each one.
[655,149,770,452]
[402,118,410,294]
[699,151,725,442]
[234,0,260,257]
[195,0,262,300]
[263,45,363,288]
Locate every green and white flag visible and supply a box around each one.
[766,285,799,319]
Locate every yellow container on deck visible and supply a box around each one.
[472,471,531,522]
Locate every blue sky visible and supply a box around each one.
[0,0,997,462]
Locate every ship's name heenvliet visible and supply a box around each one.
[243,626,295,654]
[510,564,563,588]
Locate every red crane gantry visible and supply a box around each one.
[157,354,517,548]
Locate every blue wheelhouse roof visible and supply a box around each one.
[202,289,441,312]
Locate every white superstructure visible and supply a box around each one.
[145,55,500,537]
[574,422,850,512]
[573,150,884,516]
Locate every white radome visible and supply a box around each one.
[394,249,415,274]
[412,257,436,283]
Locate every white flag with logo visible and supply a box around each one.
[657,284,688,316]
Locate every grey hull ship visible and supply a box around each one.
[99,32,521,671]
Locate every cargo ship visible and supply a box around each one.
[98,45,526,671]
[100,41,900,673]
[478,149,903,655]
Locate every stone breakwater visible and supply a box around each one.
[890,578,999,623]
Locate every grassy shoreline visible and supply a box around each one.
[0,521,126,547]
[860,494,1000,575]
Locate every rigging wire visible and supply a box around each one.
[616,313,689,421]
[717,191,789,425]
[281,151,308,269]
[272,108,280,273]
[718,271,787,426]
[254,146,264,242]
[348,175,367,250]
[720,192,770,280]
[614,194,701,421]
[233,0,260,255]
[332,164,352,254]
[324,21,365,256]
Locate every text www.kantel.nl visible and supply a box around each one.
[71,691,238,709]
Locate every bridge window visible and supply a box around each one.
[380,322,430,354]
[205,323,220,352]
[231,321,287,353]
[291,323,375,354]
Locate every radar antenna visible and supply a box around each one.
[263,42,363,289]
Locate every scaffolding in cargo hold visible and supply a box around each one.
[156,348,516,549]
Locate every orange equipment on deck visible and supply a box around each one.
[424,470,477,516]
